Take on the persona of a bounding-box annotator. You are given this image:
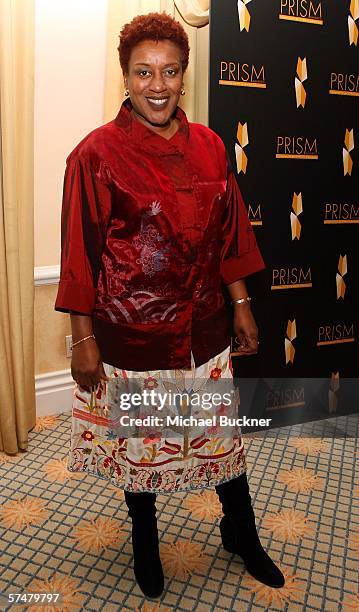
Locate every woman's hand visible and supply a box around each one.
[226,279,259,357]
[70,312,108,387]
[71,339,109,387]
[233,303,259,356]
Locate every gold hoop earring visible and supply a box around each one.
[181,88,185,96]
[124,89,129,97]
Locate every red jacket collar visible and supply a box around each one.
[113,97,189,155]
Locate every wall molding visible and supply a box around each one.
[34,265,60,286]
[35,369,73,416]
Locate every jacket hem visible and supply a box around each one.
[221,251,265,285]
[92,307,232,370]
[55,280,96,314]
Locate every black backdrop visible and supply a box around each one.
[209,0,359,426]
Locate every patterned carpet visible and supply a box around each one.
[0,412,358,611]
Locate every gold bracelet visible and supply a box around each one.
[72,334,95,348]
[232,296,251,305]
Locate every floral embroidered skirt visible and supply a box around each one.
[67,346,247,494]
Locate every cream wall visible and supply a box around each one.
[35,285,71,374]
[34,0,108,267]
[34,0,108,375]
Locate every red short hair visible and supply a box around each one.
[118,12,190,74]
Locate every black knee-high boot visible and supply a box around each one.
[215,474,285,587]
[124,490,164,598]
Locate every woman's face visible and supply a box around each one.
[124,39,184,131]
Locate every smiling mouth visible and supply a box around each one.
[146,97,170,107]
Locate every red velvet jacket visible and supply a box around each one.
[55,99,265,369]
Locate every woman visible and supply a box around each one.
[55,12,284,599]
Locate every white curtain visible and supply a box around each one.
[104,0,209,125]
[0,0,36,453]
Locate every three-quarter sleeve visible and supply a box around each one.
[220,157,265,285]
[55,154,112,314]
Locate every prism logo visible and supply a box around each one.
[295,57,308,108]
[329,372,339,414]
[348,0,359,45]
[219,60,266,89]
[272,266,312,290]
[279,0,323,25]
[285,319,297,364]
[343,129,354,176]
[317,322,354,346]
[235,122,249,174]
[336,254,347,299]
[329,72,359,97]
[248,203,262,225]
[276,136,318,159]
[237,0,252,32]
[290,193,303,240]
[265,387,305,411]
[324,202,359,224]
